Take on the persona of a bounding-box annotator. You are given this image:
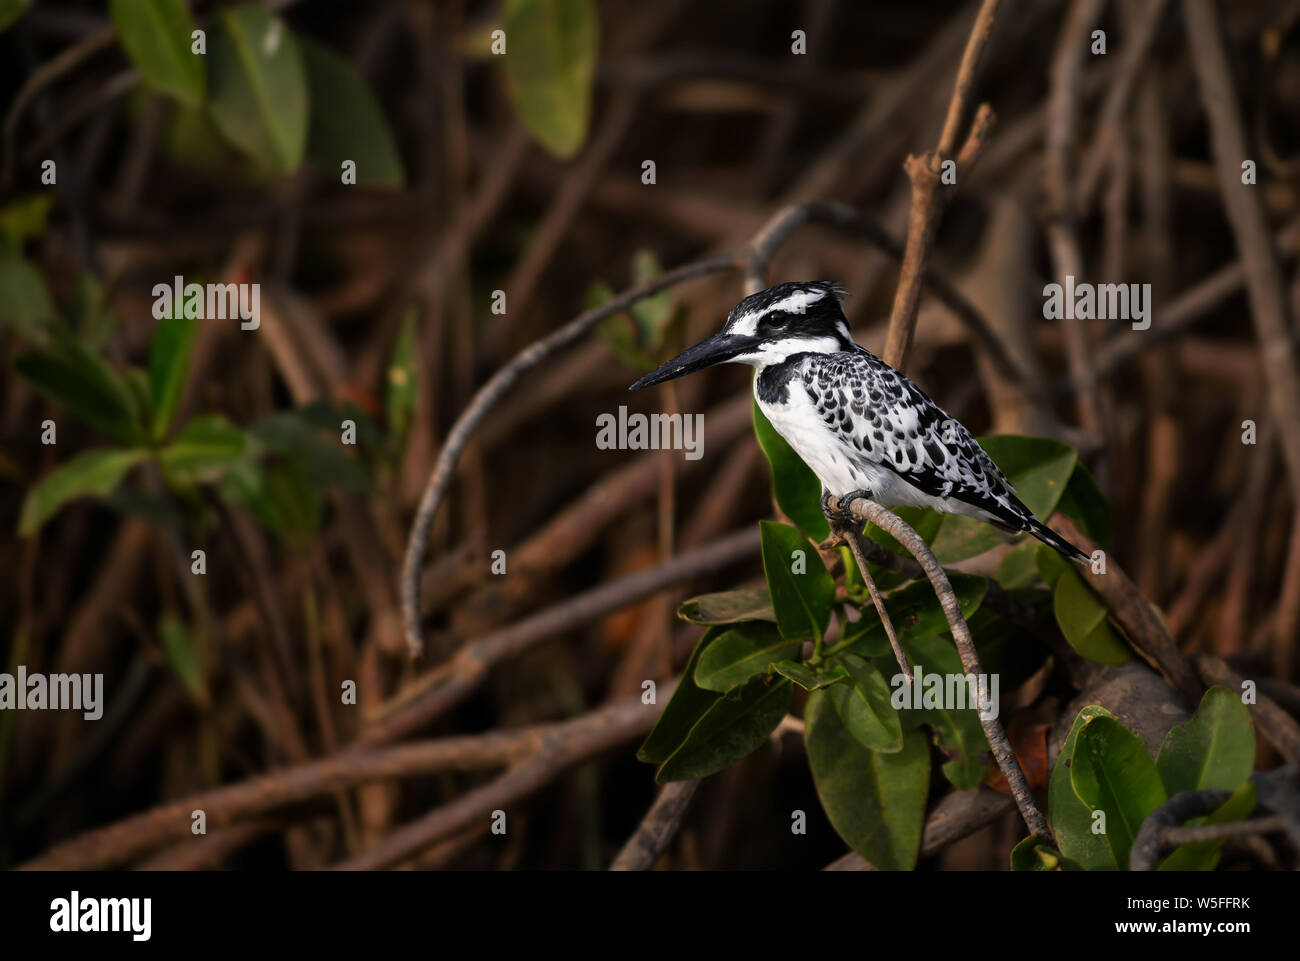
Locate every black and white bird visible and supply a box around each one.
[629,280,1088,562]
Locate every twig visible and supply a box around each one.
[1184,0,1300,508]
[746,200,1037,389]
[400,253,741,657]
[21,690,661,870]
[378,528,757,741]
[834,494,1048,839]
[883,0,1002,371]
[1045,0,1107,435]
[609,779,700,870]
[831,517,911,683]
[334,688,672,870]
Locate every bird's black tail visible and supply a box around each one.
[1023,516,1090,564]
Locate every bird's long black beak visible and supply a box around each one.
[628,331,759,390]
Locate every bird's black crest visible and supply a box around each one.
[726,281,851,345]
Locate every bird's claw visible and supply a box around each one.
[821,489,872,529]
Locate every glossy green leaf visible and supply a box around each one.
[502,0,598,158]
[928,435,1078,563]
[828,652,903,752]
[1070,715,1168,870]
[147,312,197,437]
[1049,705,1119,870]
[769,659,841,691]
[637,630,721,764]
[806,691,929,870]
[18,447,149,535]
[159,414,248,484]
[1057,461,1112,547]
[759,520,835,643]
[300,37,404,186]
[753,398,829,540]
[208,5,308,172]
[655,676,792,782]
[1053,566,1130,664]
[678,588,775,626]
[15,339,144,445]
[844,573,987,659]
[1010,835,1063,871]
[694,622,799,693]
[894,634,989,790]
[995,540,1041,589]
[1156,686,1255,797]
[1159,782,1256,871]
[110,0,203,107]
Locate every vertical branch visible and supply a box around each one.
[883,0,1002,371]
[838,495,1050,840]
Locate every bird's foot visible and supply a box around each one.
[822,489,872,529]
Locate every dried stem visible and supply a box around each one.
[833,494,1049,839]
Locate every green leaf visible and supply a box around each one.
[805,691,929,870]
[110,0,204,107]
[0,0,32,32]
[1010,835,1063,871]
[827,653,903,752]
[15,339,144,445]
[1049,705,1120,870]
[1158,782,1256,871]
[655,675,792,782]
[928,435,1078,563]
[862,504,941,560]
[0,193,53,248]
[844,573,987,658]
[385,310,418,449]
[158,612,208,706]
[627,251,677,350]
[1156,686,1255,797]
[300,37,404,187]
[637,630,721,764]
[502,0,598,158]
[693,622,800,693]
[1057,461,1112,547]
[678,588,775,626]
[995,540,1041,589]
[759,520,835,643]
[1070,715,1168,870]
[753,398,829,540]
[250,411,371,492]
[159,414,248,484]
[1053,566,1130,664]
[894,634,990,790]
[18,447,149,535]
[208,5,308,173]
[147,312,197,437]
[769,659,841,691]
[0,249,57,341]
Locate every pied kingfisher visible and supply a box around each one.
[629,281,1088,561]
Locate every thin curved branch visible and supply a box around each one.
[834,494,1049,839]
[609,779,700,870]
[400,252,741,656]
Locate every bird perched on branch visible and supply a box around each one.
[629,280,1088,562]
